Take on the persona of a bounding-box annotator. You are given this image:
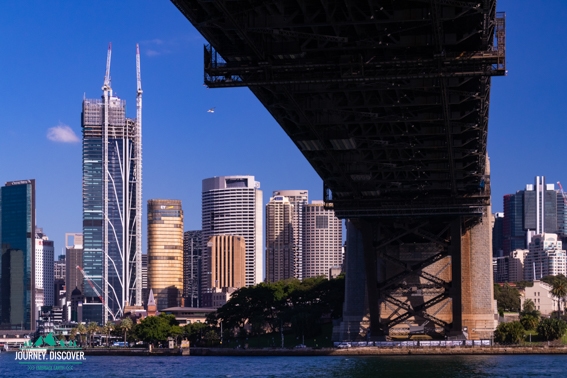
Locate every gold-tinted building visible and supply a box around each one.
[147,199,183,310]
[205,235,246,291]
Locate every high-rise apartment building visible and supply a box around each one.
[147,199,184,310]
[0,179,36,330]
[302,201,343,279]
[508,249,528,282]
[503,176,559,255]
[183,230,202,307]
[524,233,566,281]
[266,196,294,282]
[272,190,308,279]
[202,176,263,286]
[35,229,54,312]
[65,233,83,303]
[81,45,142,323]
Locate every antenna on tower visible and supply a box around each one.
[102,43,112,93]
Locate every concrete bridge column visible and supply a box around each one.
[459,207,496,339]
[332,220,370,341]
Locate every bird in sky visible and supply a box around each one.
[207,107,215,113]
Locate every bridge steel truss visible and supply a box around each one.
[173,0,505,339]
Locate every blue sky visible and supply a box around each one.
[0,0,565,254]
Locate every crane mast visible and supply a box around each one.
[102,43,112,93]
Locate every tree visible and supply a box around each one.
[522,299,536,314]
[520,299,541,331]
[86,322,99,347]
[537,318,567,341]
[103,321,115,346]
[203,330,220,346]
[135,313,178,346]
[551,279,567,318]
[119,318,133,345]
[494,321,525,344]
[76,323,87,346]
[183,322,206,346]
[494,284,521,313]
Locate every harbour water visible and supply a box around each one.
[1,352,567,377]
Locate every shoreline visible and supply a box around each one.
[72,346,567,356]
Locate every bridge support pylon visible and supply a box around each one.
[333,207,495,341]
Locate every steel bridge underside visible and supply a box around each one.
[172,0,505,338]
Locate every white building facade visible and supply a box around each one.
[523,233,566,281]
[35,232,54,312]
[202,176,263,286]
[302,201,343,279]
[521,281,558,316]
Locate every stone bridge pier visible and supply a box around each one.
[333,204,495,341]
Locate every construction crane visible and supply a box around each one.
[134,43,143,307]
[76,265,117,321]
[102,43,112,92]
[558,182,567,207]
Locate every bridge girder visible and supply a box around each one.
[172,0,504,218]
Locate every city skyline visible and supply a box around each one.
[1,1,567,256]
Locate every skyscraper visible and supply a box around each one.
[0,179,36,330]
[81,45,142,323]
[202,176,263,286]
[266,196,294,282]
[147,199,184,310]
[272,190,308,279]
[302,201,343,279]
[183,230,202,307]
[35,228,54,312]
[502,176,559,255]
[65,233,83,303]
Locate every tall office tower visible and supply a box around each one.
[524,233,566,281]
[183,230,202,307]
[492,212,504,257]
[54,255,66,281]
[502,176,558,255]
[0,179,36,330]
[204,235,246,293]
[202,176,263,286]
[272,190,308,279]
[147,199,184,310]
[35,229,54,311]
[265,196,294,282]
[65,233,83,303]
[81,45,143,323]
[302,200,343,279]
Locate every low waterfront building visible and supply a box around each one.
[160,307,216,325]
[520,281,558,315]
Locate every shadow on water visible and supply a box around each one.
[2,353,567,377]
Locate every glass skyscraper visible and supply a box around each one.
[0,179,36,330]
[81,46,142,324]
